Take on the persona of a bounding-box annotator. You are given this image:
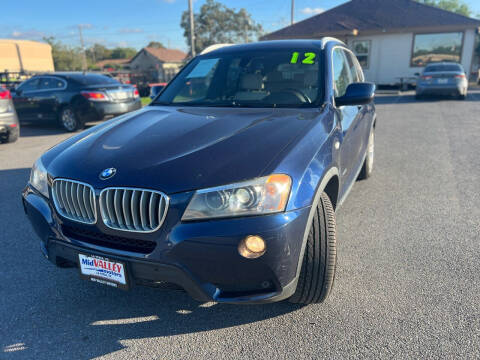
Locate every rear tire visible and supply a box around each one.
[0,128,19,143]
[289,192,337,304]
[59,106,84,132]
[358,127,375,180]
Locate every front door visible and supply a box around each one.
[12,78,40,121]
[332,48,364,188]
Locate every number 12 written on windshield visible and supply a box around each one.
[290,52,316,64]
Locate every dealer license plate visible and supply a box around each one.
[78,254,128,290]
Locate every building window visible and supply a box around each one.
[411,32,463,67]
[352,40,370,69]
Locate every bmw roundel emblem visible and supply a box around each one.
[99,168,116,180]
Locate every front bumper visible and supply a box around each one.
[22,185,310,304]
[84,99,142,120]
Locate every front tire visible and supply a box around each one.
[289,192,337,304]
[59,106,84,132]
[358,127,374,180]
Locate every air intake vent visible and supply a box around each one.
[52,179,96,224]
[99,187,169,233]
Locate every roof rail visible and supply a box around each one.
[200,44,235,55]
[320,37,345,49]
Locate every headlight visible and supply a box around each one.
[29,158,49,198]
[182,174,292,220]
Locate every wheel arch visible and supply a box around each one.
[280,167,340,301]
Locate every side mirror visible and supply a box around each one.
[335,82,375,107]
[13,88,21,95]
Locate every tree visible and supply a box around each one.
[43,37,84,71]
[416,0,472,17]
[110,47,137,59]
[180,0,263,56]
[86,43,112,63]
[146,41,165,48]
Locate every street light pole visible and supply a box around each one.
[291,0,295,25]
[188,0,196,57]
[78,25,88,72]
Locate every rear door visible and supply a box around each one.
[34,76,66,120]
[333,47,363,186]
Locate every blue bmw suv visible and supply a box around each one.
[22,39,376,304]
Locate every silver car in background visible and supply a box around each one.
[416,62,468,100]
[0,88,19,143]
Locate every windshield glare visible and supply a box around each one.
[154,50,322,108]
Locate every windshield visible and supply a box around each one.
[153,49,323,108]
[424,64,463,73]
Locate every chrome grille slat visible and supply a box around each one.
[52,179,96,224]
[77,184,88,219]
[139,192,148,230]
[55,181,65,210]
[149,193,158,229]
[60,181,71,214]
[106,190,116,225]
[83,186,94,220]
[131,190,141,229]
[100,187,169,233]
[68,182,80,218]
[114,189,125,229]
[122,190,132,229]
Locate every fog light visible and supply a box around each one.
[239,235,266,259]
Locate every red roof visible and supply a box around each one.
[144,47,187,62]
[94,58,131,68]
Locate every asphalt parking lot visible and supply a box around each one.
[1,91,479,359]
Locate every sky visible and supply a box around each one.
[1,0,479,52]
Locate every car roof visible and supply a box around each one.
[34,72,112,80]
[202,38,345,56]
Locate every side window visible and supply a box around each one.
[49,78,66,89]
[332,48,352,97]
[38,77,65,90]
[38,77,51,90]
[345,51,364,82]
[17,78,40,92]
[172,58,220,103]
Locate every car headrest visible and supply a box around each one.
[239,73,263,90]
[304,71,318,87]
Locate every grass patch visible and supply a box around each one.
[141,97,151,106]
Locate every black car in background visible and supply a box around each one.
[0,88,19,143]
[11,73,142,132]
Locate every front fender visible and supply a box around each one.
[268,106,340,211]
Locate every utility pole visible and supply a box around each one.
[291,0,295,25]
[188,0,196,57]
[78,25,88,72]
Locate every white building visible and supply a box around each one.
[262,0,480,86]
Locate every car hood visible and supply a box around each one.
[45,106,318,194]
